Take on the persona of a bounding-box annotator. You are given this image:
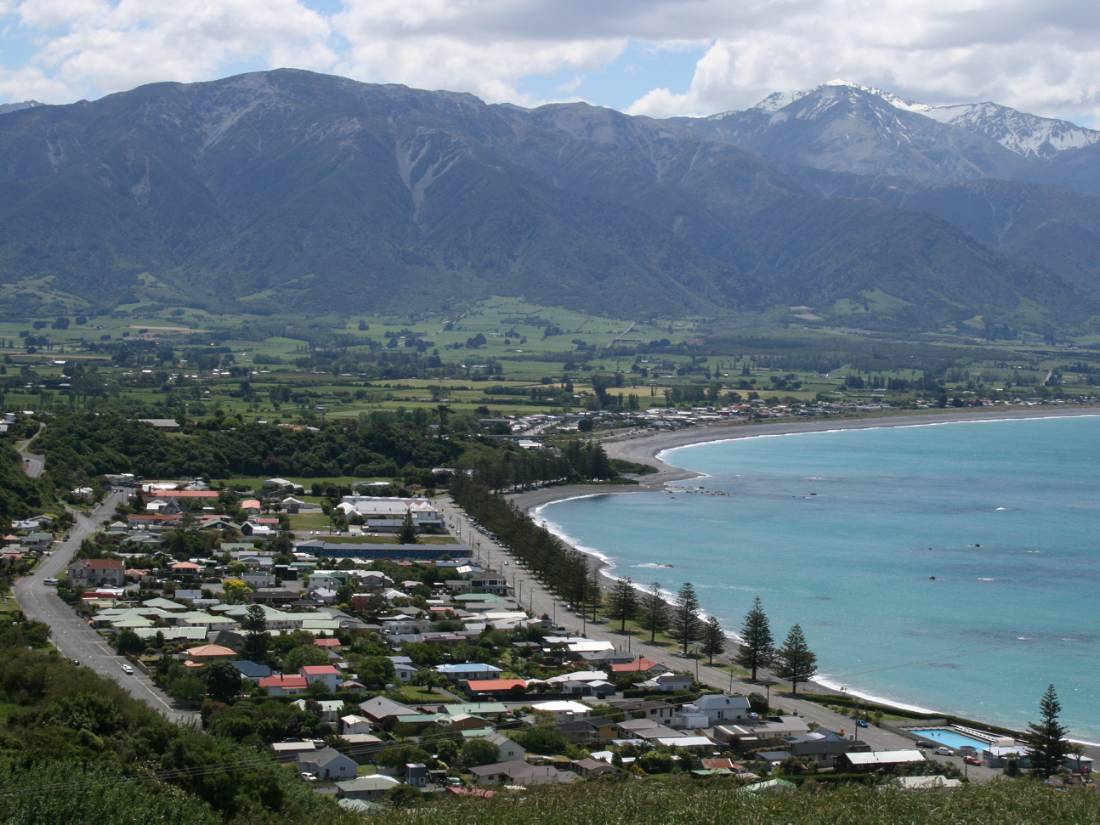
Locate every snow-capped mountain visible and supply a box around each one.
[744,81,1098,161]
[923,102,1100,159]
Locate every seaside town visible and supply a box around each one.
[4,433,1093,815]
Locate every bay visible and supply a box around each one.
[537,416,1100,741]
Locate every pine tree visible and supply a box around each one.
[737,596,774,681]
[641,582,667,643]
[669,582,702,655]
[775,623,817,694]
[398,508,418,544]
[701,616,726,664]
[608,577,637,633]
[586,566,602,621]
[1024,684,1069,778]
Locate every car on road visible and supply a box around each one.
[856,719,869,728]
[963,755,982,766]
[121,663,134,675]
[43,577,58,586]
[934,746,953,756]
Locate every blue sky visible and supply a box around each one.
[0,1,1098,125]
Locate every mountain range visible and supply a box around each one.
[1,71,1099,332]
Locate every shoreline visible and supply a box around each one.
[509,404,1100,744]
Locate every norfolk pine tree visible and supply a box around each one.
[776,623,817,694]
[670,582,702,655]
[702,616,726,664]
[737,596,774,681]
[1024,684,1070,778]
[641,582,668,643]
[608,577,637,632]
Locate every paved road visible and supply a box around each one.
[437,495,999,783]
[13,490,199,726]
[15,425,44,479]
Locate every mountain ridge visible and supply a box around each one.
[0,69,1093,333]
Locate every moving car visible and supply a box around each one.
[121,663,134,675]
[42,577,58,586]
[856,719,869,728]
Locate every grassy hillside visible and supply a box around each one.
[376,779,1099,825]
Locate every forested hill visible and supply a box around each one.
[0,444,51,526]
[0,69,1091,332]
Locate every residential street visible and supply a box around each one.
[13,490,199,726]
[436,494,999,783]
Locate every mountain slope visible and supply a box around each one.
[0,70,1088,331]
[924,102,1100,159]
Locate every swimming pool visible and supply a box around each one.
[910,728,994,752]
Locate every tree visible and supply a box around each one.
[222,578,251,604]
[640,582,667,643]
[1024,684,1069,778]
[459,738,500,767]
[395,508,418,544]
[241,605,270,663]
[205,662,242,703]
[775,624,817,695]
[115,628,145,656]
[283,644,329,673]
[608,577,637,633]
[585,566,602,621]
[737,596,774,681]
[701,616,726,664]
[168,674,205,706]
[669,582,702,655]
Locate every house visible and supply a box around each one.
[68,558,125,587]
[169,561,203,580]
[616,718,683,741]
[183,644,236,664]
[470,760,580,787]
[788,732,871,768]
[610,657,668,676]
[405,762,428,788]
[639,672,694,693]
[480,732,526,762]
[465,678,527,698]
[231,660,273,681]
[297,747,358,781]
[675,694,752,728]
[22,531,54,551]
[271,740,316,761]
[335,774,401,802]
[839,749,926,772]
[389,656,418,683]
[340,714,374,735]
[529,700,591,722]
[655,735,717,752]
[570,758,618,779]
[300,664,341,692]
[558,717,619,746]
[259,674,309,696]
[240,498,262,514]
[292,699,345,723]
[435,662,503,682]
[606,698,677,723]
[358,696,416,727]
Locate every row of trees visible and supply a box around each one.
[607,582,818,693]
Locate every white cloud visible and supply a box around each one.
[1,0,1100,123]
[624,1,1100,121]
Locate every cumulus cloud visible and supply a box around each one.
[1,0,1099,122]
[624,1,1100,120]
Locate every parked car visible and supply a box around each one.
[917,741,934,749]
[934,746,953,756]
[856,719,869,728]
[963,755,982,766]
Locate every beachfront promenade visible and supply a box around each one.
[434,494,1002,783]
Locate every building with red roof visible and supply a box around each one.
[259,674,308,696]
[300,664,341,691]
[610,657,667,675]
[465,678,527,697]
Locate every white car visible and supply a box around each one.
[934,746,953,756]
[42,577,58,586]
[121,663,134,675]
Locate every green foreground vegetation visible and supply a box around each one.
[371,778,1100,825]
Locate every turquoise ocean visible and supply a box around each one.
[536,416,1100,742]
